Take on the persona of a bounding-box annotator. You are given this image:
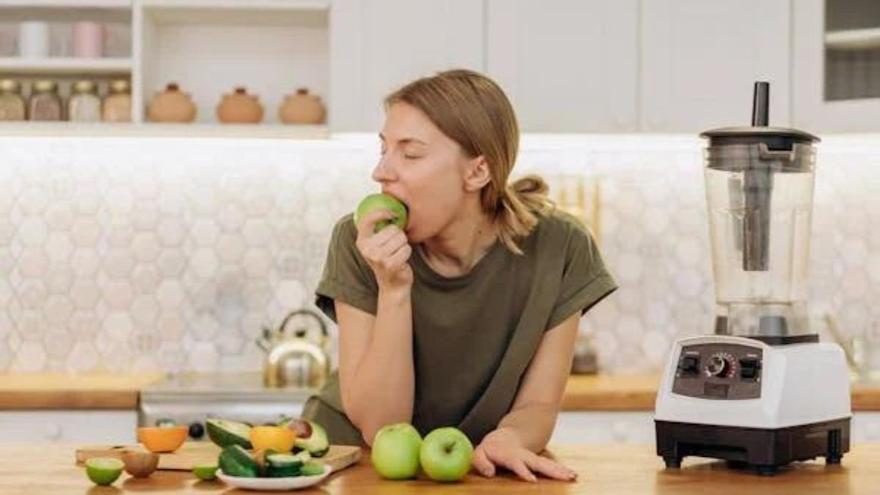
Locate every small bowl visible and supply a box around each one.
[137,426,188,453]
[121,450,160,478]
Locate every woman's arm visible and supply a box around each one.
[498,312,579,450]
[335,290,414,447]
[472,312,580,481]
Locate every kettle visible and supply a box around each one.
[258,309,331,389]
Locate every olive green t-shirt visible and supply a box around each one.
[301,208,617,446]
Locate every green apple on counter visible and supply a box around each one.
[354,193,408,233]
[370,423,422,480]
[419,427,474,482]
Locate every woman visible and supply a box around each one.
[302,69,617,482]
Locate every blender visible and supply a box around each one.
[654,82,852,475]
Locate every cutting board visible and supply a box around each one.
[75,442,362,473]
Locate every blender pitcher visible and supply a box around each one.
[702,82,820,342]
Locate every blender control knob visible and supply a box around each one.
[706,354,730,377]
[188,422,205,439]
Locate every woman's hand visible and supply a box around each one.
[472,428,577,482]
[355,210,413,291]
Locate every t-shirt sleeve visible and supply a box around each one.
[314,214,379,322]
[546,219,618,330]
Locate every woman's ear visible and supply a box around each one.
[463,155,491,192]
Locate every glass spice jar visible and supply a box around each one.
[102,79,131,122]
[28,79,63,121]
[68,79,102,122]
[0,79,27,121]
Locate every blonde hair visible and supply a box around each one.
[385,69,553,255]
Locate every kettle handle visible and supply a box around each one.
[278,308,328,340]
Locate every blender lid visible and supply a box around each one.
[701,81,820,147]
[700,126,819,144]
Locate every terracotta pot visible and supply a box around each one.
[147,83,196,123]
[216,87,263,124]
[279,88,326,125]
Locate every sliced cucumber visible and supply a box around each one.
[266,453,304,478]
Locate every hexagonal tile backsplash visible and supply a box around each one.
[0,135,878,374]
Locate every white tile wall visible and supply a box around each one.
[0,134,878,374]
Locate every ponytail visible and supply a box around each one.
[494,174,554,255]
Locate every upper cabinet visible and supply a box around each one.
[792,0,880,132]
[640,0,792,132]
[329,0,484,132]
[485,0,639,133]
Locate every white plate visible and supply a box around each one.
[217,465,332,491]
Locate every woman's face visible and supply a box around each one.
[374,102,477,243]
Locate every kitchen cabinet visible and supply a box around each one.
[640,0,791,132]
[329,0,484,131]
[792,0,880,132]
[485,0,639,132]
[0,410,136,443]
[0,0,331,133]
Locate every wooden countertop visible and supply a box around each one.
[3,372,880,411]
[0,373,165,410]
[1,442,878,494]
[562,374,661,410]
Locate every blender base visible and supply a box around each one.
[655,417,850,475]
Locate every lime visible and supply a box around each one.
[193,463,219,481]
[85,457,124,486]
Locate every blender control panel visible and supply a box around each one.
[671,343,762,400]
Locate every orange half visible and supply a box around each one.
[250,425,296,453]
[137,426,188,453]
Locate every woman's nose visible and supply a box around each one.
[372,156,397,183]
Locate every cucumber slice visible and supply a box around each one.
[266,453,304,478]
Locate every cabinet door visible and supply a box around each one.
[0,411,137,444]
[486,0,639,132]
[641,0,791,132]
[792,0,880,132]
[330,0,485,131]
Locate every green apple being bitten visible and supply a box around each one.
[353,193,408,233]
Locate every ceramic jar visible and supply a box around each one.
[18,21,49,58]
[279,88,326,125]
[72,21,104,58]
[147,83,196,123]
[216,87,263,124]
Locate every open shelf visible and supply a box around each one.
[0,0,331,129]
[0,57,131,75]
[0,122,329,139]
[134,0,330,124]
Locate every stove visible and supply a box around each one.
[139,372,315,441]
